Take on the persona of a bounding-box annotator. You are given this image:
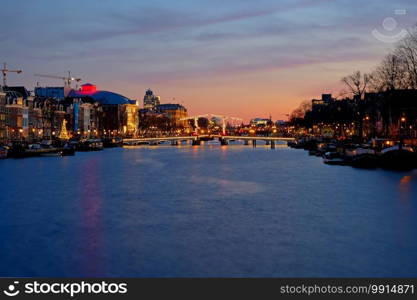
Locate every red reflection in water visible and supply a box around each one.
[80,157,103,275]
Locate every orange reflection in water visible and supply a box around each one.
[399,175,413,204]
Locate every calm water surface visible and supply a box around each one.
[1,142,417,277]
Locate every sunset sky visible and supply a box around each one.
[1,0,417,121]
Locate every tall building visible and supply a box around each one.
[143,89,160,110]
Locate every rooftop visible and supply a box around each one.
[68,84,136,105]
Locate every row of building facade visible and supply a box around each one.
[0,84,188,142]
[292,90,417,140]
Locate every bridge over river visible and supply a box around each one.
[123,135,295,149]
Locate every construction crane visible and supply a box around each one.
[1,63,22,87]
[34,71,82,88]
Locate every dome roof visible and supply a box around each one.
[68,89,135,105]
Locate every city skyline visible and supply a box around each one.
[2,0,417,121]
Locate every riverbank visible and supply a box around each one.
[2,135,417,172]
[289,137,417,171]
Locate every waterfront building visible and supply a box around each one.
[28,100,43,140]
[67,83,138,137]
[121,103,139,136]
[250,118,272,127]
[34,98,61,139]
[0,88,6,141]
[0,81,142,141]
[143,89,160,110]
[78,102,93,134]
[4,90,29,140]
[156,103,188,127]
[293,90,417,140]
[363,90,417,139]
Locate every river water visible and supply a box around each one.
[1,142,417,277]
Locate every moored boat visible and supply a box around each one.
[62,143,76,156]
[323,152,346,165]
[380,144,417,170]
[77,139,104,151]
[350,153,380,169]
[9,142,63,158]
[103,137,123,148]
[345,147,380,169]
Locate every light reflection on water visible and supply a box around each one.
[79,157,104,276]
[1,143,417,277]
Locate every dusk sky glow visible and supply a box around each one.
[2,0,417,121]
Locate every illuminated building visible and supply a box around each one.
[68,83,138,137]
[311,94,335,108]
[143,89,160,110]
[156,104,188,127]
[250,118,272,127]
[0,88,6,141]
[78,102,93,134]
[3,87,32,140]
[120,104,139,136]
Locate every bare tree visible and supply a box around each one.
[290,100,312,121]
[341,71,370,99]
[395,27,417,89]
[372,54,407,91]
